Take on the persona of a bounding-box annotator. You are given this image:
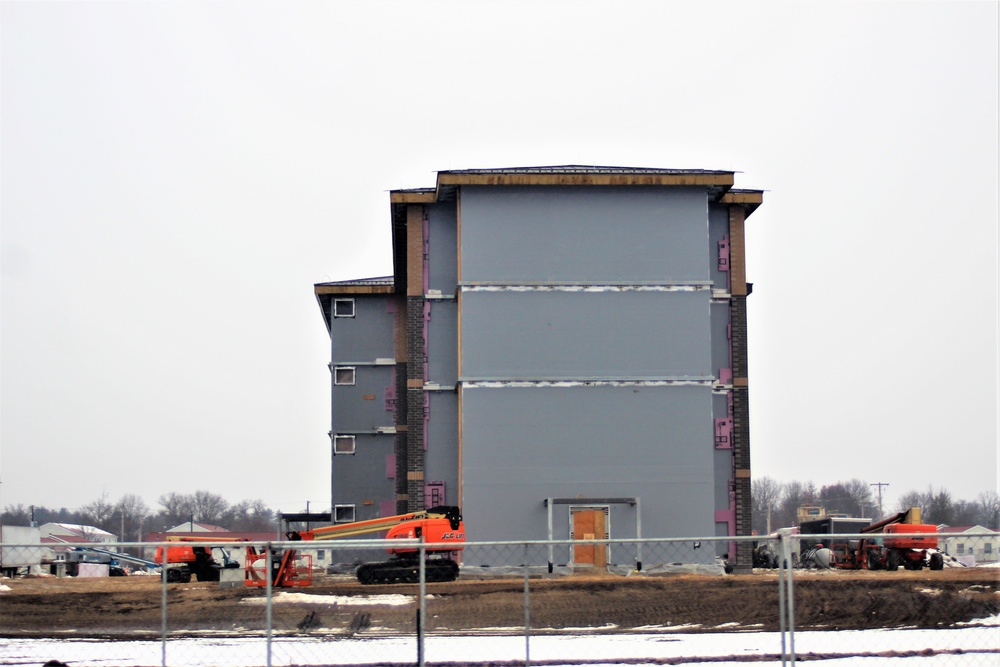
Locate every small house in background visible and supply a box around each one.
[165,521,230,533]
[937,525,999,565]
[37,523,118,575]
[39,522,117,545]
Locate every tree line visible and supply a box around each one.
[751,477,1000,536]
[5,482,998,541]
[0,491,278,540]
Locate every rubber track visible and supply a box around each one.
[356,559,459,585]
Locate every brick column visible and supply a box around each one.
[729,203,753,570]
[405,205,426,511]
[394,361,409,515]
[406,297,426,510]
[731,296,752,570]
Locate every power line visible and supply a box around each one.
[871,482,890,519]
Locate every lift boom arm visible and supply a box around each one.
[287,506,462,541]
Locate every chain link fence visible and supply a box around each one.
[1,533,997,666]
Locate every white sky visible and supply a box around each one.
[1,1,997,518]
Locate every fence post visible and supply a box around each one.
[266,543,273,667]
[418,538,426,667]
[780,534,797,665]
[160,544,168,667]
[524,542,531,666]
[635,498,643,571]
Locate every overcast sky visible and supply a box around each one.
[2,1,997,520]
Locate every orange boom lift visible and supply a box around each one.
[248,506,465,587]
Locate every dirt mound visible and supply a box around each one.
[1,568,996,638]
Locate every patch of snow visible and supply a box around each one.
[536,624,617,632]
[955,612,1000,626]
[5,625,999,667]
[0,583,11,592]
[631,623,703,631]
[240,592,412,606]
[917,588,943,596]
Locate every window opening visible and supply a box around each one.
[334,298,356,318]
[334,435,356,455]
[334,367,356,385]
[334,505,356,523]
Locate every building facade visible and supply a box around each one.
[315,166,763,568]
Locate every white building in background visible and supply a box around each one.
[37,522,118,566]
[39,522,117,544]
[937,525,998,565]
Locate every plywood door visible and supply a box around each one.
[572,508,608,567]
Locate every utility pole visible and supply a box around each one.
[871,482,889,519]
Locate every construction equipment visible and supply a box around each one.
[259,506,466,587]
[798,517,872,567]
[153,537,245,583]
[66,546,160,576]
[854,509,943,571]
[800,508,943,571]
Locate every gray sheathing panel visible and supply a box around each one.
[713,448,733,509]
[425,391,459,504]
[427,202,458,293]
[708,204,730,291]
[329,295,395,362]
[460,384,715,558]
[427,300,458,385]
[461,290,711,380]
[460,186,710,283]
[333,365,395,431]
[710,301,732,380]
[332,433,395,521]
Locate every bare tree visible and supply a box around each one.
[225,499,275,531]
[925,487,955,525]
[1,504,31,526]
[116,493,150,541]
[975,490,1000,528]
[81,493,117,536]
[191,490,228,525]
[777,480,812,529]
[896,489,928,516]
[751,476,783,534]
[843,479,876,518]
[819,482,854,516]
[158,492,194,527]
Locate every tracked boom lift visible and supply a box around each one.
[266,506,465,586]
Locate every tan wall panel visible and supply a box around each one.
[407,205,424,296]
[728,207,747,296]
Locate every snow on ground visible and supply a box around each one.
[2,617,998,667]
[239,592,412,606]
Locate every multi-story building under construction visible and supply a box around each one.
[314,166,763,568]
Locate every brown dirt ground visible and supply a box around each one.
[1,568,997,639]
